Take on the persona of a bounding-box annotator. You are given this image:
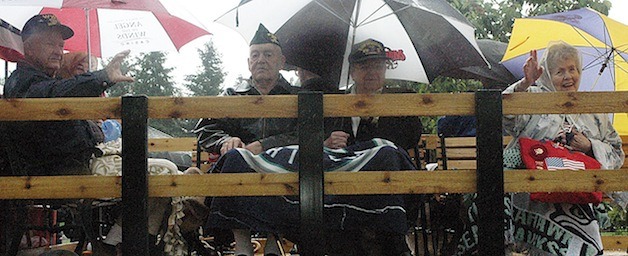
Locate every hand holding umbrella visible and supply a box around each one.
[517,49,543,92]
[104,50,134,84]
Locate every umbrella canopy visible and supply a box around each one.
[0,18,24,62]
[501,8,627,135]
[217,0,488,87]
[0,0,210,58]
[442,39,517,89]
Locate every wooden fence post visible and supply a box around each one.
[475,90,505,255]
[121,95,149,256]
[298,91,325,256]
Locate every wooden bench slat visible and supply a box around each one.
[420,135,627,170]
[148,137,197,152]
[2,169,627,199]
[601,235,628,250]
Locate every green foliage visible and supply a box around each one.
[184,40,226,96]
[106,51,178,97]
[105,51,194,137]
[607,202,628,234]
[447,0,611,42]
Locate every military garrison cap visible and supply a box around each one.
[349,38,390,64]
[250,23,280,47]
[22,14,74,41]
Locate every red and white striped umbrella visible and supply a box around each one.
[0,18,24,62]
[0,0,210,58]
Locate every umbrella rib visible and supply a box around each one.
[569,25,609,62]
[358,3,412,27]
[314,0,354,27]
[355,3,386,27]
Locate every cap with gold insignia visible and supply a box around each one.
[21,14,74,41]
[250,23,280,47]
[349,38,391,64]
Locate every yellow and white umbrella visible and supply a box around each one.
[502,8,627,134]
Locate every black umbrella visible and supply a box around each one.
[442,39,517,89]
[217,0,488,87]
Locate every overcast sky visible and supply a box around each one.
[2,0,627,92]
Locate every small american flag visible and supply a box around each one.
[545,157,585,170]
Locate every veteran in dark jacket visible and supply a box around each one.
[324,38,422,151]
[1,14,133,176]
[194,24,299,156]
[194,24,300,256]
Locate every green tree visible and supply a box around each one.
[447,0,610,42]
[105,51,195,137]
[106,51,178,97]
[184,40,226,96]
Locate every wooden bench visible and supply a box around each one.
[419,134,628,170]
[147,137,215,171]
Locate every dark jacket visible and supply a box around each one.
[1,61,112,176]
[336,86,423,150]
[194,76,301,154]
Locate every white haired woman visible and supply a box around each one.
[456,41,624,255]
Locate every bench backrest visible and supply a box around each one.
[152,134,628,172]
[418,134,628,170]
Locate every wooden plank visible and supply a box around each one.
[148,95,298,119]
[147,94,478,119]
[0,176,121,199]
[148,137,196,152]
[502,91,628,115]
[444,148,477,159]
[1,92,625,121]
[2,169,626,199]
[446,160,477,170]
[444,137,477,147]
[443,136,512,148]
[324,93,476,117]
[602,235,628,250]
[504,169,628,193]
[0,97,120,120]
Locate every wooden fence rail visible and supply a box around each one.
[1,91,627,255]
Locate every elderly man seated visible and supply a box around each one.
[197,35,421,256]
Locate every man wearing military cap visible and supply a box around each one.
[195,23,299,155]
[2,13,133,175]
[0,13,133,255]
[321,38,421,256]
[326,38,422,151]
[194,24,299,256]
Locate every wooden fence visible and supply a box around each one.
[0,91,627,255]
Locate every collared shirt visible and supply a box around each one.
[349,85,382,137]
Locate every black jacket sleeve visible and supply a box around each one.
[25,70,111,98]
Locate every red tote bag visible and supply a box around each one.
[518,137,603,204]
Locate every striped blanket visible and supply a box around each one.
[206,139,417,239]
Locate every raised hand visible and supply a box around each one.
[518,50,544,91]
[105,50,134,83]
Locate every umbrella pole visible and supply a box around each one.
[341,0,362,87]
[4,60,7,83]
[85,8,92,69]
